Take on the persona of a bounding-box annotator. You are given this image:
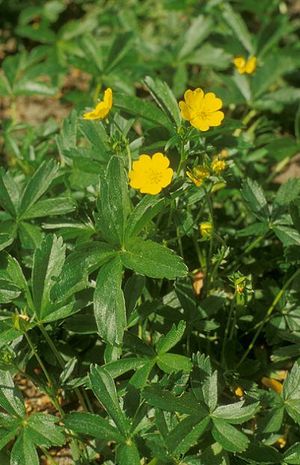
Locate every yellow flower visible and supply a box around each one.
[234,386,244,398]
[211,158,226,174]
[83,88,113,120]
[261,377,283,394]
[179,88,224,132]
[233,56,257,74]
[199,222,213,239]
[186,166,210,187]
[275,437,287,449]
[219,149,229,159]
[129,153,173,195]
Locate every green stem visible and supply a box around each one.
[38,324,92,412]
[221,294,236,368]
[237,268,300,368]
[23,332,53,388]
[203,188,214,296]
[176,136,187,175]
[244,232,268,254]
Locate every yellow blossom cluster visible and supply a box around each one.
[83,87,227,195]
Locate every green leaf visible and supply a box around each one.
[79,119,110,161]
[18,160,58,218]
[124,196,166,241]
[221,3,254,54]
[64,412,124,442]
[275,180,300,207]
[273,225,300,247]
[0,370,25,417]
[122,238,187,279]
[97,156,131,246]
[94,256,126,345]
[283,361,300,424]
[241,178,270,221]
[212,401,259,424]
[0,169,18,217]
[104,358,145,379]
[0,427,19,451]
[21,197,76,219]
[262,407,284,433]
[211,418,250,453]
[157,353,192,373]
[166,415,210,456]
[114,93,173,131]
[10,431,39,465]
[142,386,198,415]
[284,443,300,464]
[89,365,129,436]
[51,241,116,301]
[241,443,282,463]
[27,413,64,447]
[116,440,141,465]
[105,32,134,73]
[0,234,14,252]
[0,252,27,291]
[0,280,21,303]
[202,371,218,412]
[178,15,212,60]
[284,362,300,400]
[32,234,66,319]
[144,76,181,127]
[156,321,186,354]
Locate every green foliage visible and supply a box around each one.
[1,0,300,464]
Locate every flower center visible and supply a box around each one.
[199,111,208,120]
[147,169,163,184]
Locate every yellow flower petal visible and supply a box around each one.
[152,152,170,169]
[203,92,223,112]
[233,56,246,73]
[184,88,201,106]
[245,56,257,74]
[103,88,113,109]
[179,101,191,120]
[190,116,210,132]
[140,183,162,195]
[206,111,224,127]
[83,88,113,120]
[261,377,283,394]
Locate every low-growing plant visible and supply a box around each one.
[1,1,300,464]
